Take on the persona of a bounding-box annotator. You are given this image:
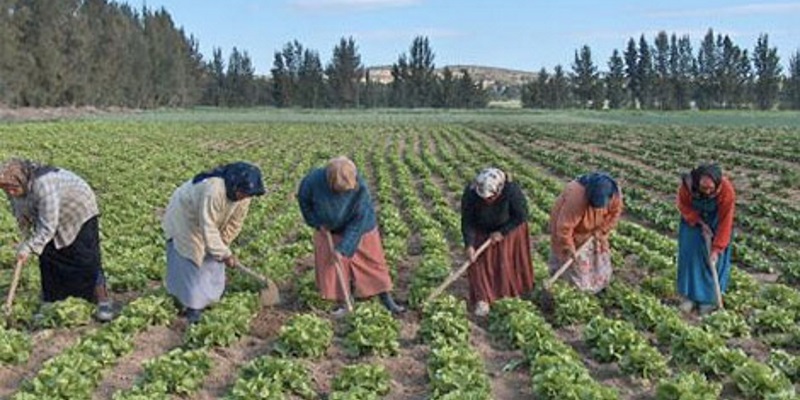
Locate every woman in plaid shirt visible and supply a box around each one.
[0,158,113,322]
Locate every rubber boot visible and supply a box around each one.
[378,292,406,315]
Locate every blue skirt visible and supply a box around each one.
[676,220,732,305]
[165,240,226,309]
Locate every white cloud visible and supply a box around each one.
[289,0,421,12]
[646,2,800,18]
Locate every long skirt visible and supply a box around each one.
[676,220,732,305]
[548,237,612,294]
[468,223,535,305]
[39,216,104,302]
[165,240,226,309]
[313,228,393,301]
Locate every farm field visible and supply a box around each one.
[1,109,800,399]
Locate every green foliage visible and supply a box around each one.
[275,313,333,358]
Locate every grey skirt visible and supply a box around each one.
[165,240,225,309]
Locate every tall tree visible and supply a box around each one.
[226,47,256,106]
[407,36,436,107]
[548,65,570,108]
[752,33,782,110]
[670,34,694,110]
[297,49,325,108]
[389,54,410,107]
[606,49,626,109]
[784,50,800,110]
[271,40,303,107]
[717,35,749,108]
[0,0,22,104]
[623,38,639,107]
[521,68,547,109]
[637,35,654,109]
[435,67,456,108]
[695,29,719,109]
[203,47,226,106]
[571,45,600,108]
[653,31,672,109]
[456,69,488,108]
[326,36,363,108]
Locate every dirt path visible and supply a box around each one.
[92,324,184,399]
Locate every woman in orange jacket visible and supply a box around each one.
[549,172,623,293]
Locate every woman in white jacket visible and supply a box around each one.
[162,162,265,323]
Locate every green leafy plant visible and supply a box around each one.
[732,360,794,399]
[227,356,315,399]
[275,313,333,358]
[655,371,722,400]
[701,309,751,339]
[330,364,391,399]
[34,297,95,328]
[344,301,400,357]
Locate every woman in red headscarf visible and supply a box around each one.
[461,167,534,317]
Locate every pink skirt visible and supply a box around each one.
[313,228,393,301]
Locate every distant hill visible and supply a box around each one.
[365,65,536,88]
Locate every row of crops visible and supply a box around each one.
[1,117,799,399]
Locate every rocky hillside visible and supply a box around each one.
[366,65,536,88]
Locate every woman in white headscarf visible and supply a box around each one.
[461,167,534,316]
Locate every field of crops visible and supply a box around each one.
[1,110,799,399]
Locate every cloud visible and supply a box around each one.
[646,2,800,18]
[289,0,422,12]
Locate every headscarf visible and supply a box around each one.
[0,158,59,194]
[473,167,507,199]
[326,156,358,192]
[684,163,722,197]
[577,172,618,208]
[193,161,266,201]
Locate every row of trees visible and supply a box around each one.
[0,0,205,108]
[201,36,488,108]
[1,1,797,110]
[523,29,800,110]
[0,0,487,109]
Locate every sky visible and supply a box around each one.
[138,0,800,76]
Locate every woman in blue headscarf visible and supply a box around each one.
[163,162,266,323]
[548,172,623,293]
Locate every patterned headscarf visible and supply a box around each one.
[577,172,619,208]
[473,167,507,199]
[0,158,58,194]
[193,161,266,201]
[326,156,358,192]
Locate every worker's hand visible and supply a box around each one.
[16,249,29,266]
[223,254,238,268]
[330,250,345,266]
[490,231,503,243]
[567,248,578,263]
[699,222,713,240]
[466,246,476,263]
[709,251,719,267]
[596,238,608,254]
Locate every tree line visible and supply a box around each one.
[523,29,800,110]
[0,0,205,108]
[1,2,798,110]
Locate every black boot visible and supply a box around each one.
[378,292,406,315]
